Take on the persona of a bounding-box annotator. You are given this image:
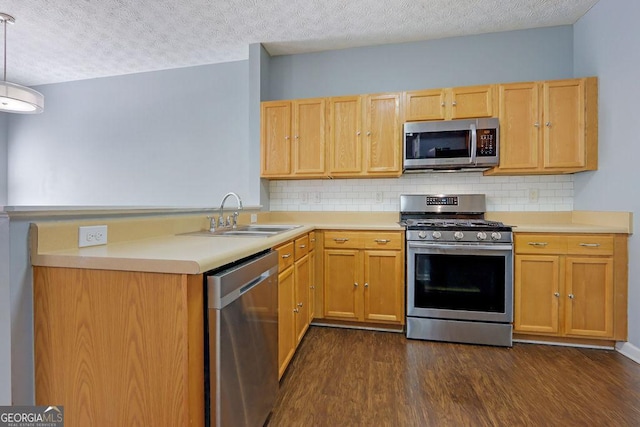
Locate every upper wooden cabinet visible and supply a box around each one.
[404,85,495,121]
[261,98,326,179]
[486,77,598,175]
[328,93,402,178]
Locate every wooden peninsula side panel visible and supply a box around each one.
[33,267,204,427]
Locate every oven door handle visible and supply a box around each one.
[408,242,513,252]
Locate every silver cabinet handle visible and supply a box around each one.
[364,283,369,288]
[299,244,306,248]
[579,243,601,247]
[452,101,457,106]
[554,292,560,297]
[527,242,548,247]
[568,294,575,299]
[310,285,315,289]
[534,122,540,127]
[285,135,290,140]
[333,238,349,242]
[356,131,361,136]
[298,302,303,307]
[545,122,552,127]
[294,135,299,139]
[281,253,291,259]
[367,131,371,136]
[310,238,316,242]
[293,308,299,313]
[374,239,391,243]
[354,282,358,287]
[441,102,446,107]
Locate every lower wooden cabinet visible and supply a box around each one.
[514,233,626,342]
[322,230,405,325]
[276,233,315,379]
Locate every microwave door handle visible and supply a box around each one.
[470,123,477,164]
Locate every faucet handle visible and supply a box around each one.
[217,215,225,227]
[226,215,232,227]
[232,211,239,229]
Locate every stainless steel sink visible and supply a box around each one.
[180,224,302,238]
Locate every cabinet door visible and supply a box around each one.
[328,96,362,175]
[543,79,585,169]
[293,98,326,176]
[294,255,310,344]
[308,249,316,322]
[323,249,361,320]
[403,89,446,121]
[495,82,541,172]
[363,93,402,176]
[564,257,614,338]
[514,255,561,334]
[450,85,494,119]
[363,250,404,324]
[277,267,295,379]
[261,101,292,177]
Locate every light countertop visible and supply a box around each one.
[30,210,632,275]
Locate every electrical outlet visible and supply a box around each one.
[250,214,258,224]
[301,192,309,204]
[79,225,108,248]
[375,192,384,203]
[312,192,321,203]
[528,188,539,202]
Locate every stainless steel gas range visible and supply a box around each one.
[400,194,514,347]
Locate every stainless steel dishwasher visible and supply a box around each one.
[205,249,279,427]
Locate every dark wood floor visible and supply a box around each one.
[268,326,640,426]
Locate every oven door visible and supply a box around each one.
[406,241,513,323]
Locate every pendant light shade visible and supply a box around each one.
[0,13,44,114]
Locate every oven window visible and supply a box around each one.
[413,253,505,313]
[405,130,471,159]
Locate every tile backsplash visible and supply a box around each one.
[269,172,573,212]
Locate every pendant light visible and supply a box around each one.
[0,13,44,114]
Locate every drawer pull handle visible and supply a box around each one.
[310,238,316,242]
[299,244,306,248]
[374,239,391,243]
[579,243,601,247]
[281,254,291,259]
[334,238,349,242]
[527,242,548,247]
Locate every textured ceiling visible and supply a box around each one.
[1,0,599,87]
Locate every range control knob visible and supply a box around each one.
[432,231,442,240]
[454,231,464,240]
[477,232,487,241]
[491,232,502,240]
[418,231,427,239]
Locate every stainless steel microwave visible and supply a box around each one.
[403,118,499,171]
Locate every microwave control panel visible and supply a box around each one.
[477,129,497,157]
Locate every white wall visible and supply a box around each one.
[7,61,255,207]
[270,174,573,212]
[573,0,640,348]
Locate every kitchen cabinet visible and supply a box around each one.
[486,77,598,175]
[513,233,627,342]
[322,230,404,325]
[261,98,326,178]
[403,85,495,121]
[33,268,205,427]
[276,233,313,379]
[327,93,402,178]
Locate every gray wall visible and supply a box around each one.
[7,61,254,207]
[0,114,7,205]
[0,214,10,404]
[268,26,574,100]
[573,1,640,349]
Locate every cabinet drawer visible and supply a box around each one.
[295,235,309,260]
[362,232,403,250]
[276,241,295,271]
[323,231,363,249]
[308,231,316,251]
[567,235,614,256]
[515,234,566,254]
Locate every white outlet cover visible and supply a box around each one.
[79,225,108,247]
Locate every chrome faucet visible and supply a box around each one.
[217,192,243,229]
